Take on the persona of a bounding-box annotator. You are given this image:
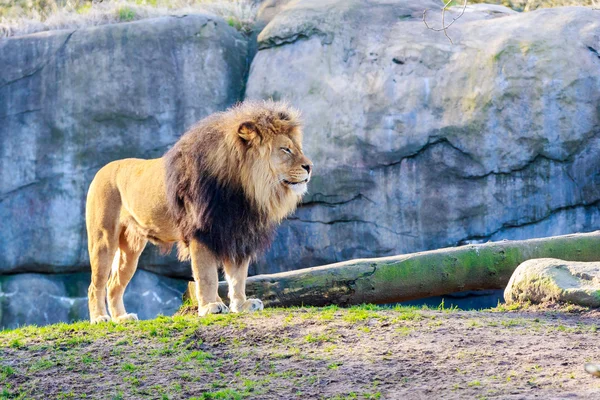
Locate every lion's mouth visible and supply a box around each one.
[283,178,309,186]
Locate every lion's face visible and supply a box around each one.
[233,104,311,220]
[271,133,313,196]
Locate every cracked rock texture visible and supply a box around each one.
[0,14,247,325]
[3,1,600,327]
[0,14,247,277]
[504,258,600,307]
[0,269,187,329]
[247,1,600,273]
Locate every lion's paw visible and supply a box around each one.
[112,313,139,323]
[231,299,264,313]
[91,315,111,324]
[199,302,229,317]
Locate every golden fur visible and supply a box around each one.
[86,101,312,322]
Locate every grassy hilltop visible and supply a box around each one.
[2,304,600,399]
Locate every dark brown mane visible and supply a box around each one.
[163,101,300,263]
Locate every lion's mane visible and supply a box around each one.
[164,101,301,264]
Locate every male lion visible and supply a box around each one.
[86,101,312,323]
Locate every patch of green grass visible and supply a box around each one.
[198,312,245,328]
[29,358,56,372]
[171,382,183,392]
[327,361,343,370]
[318,305,339,321]
[342,308,381,323]
[56,391,77,399]
[124,376,141,386]
[501,319,520,327]
[391,310,422,322]
[121,362,137,373]
[179,350,212,363]
[191,387,249,400]
[59,334,93,347]
[324,344,337,353]
[112,392,125,400]
[1,365,15,380]
[75,3,92,14]
[269,369,297,379]
[304,333,333,344]
[115,337,132,346]
[117,6,136,21]
[226,16,242,30]
[363,393,381,400]
[283,313,294,325]
[468,320,480,327]
[490,301,524,312]
[329,393,358,400]
[81,354,95,364]
[395,326,413,336]
[437,299,460,313]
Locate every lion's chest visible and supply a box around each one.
[191,176,276,263]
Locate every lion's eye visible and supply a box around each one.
[280,147,292,155]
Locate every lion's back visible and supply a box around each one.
[86,158,172,235]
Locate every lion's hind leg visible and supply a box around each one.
[88,234,116,324]
[87,173,121,324]
[107,226,146,323]
[223,259,263,313]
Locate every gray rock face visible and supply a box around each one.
[0,14,248,276]
[0,270,187,329]
[255,0,295,25]
[246,1,600,274]
[504,258,600,307]
[3,1,600,330]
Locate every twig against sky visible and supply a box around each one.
[423,0,468,44]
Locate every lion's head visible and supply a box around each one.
[232,102,312,218]
[164,100,312,263]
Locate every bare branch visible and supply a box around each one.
[423,0,468,44]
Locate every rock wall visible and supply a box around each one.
[0,270,187,329]
[0,14,247,276]
[0,13,248,326]
[2,1,600,326]
[246,1,600,274]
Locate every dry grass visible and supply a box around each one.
[453,0,593,11]
[1,0,595,38]
[0,0,258,38]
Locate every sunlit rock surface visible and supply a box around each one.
[246,1,600,273]
[3,2,600,327]
[505,258,600,307]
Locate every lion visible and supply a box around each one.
[86,100,312,323]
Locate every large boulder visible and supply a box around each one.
[0,14,248,276]
[504,258,600,307]
[246,1,600,274]
[0,270,188,329]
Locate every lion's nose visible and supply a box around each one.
[302,164,312,174]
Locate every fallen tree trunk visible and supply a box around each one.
[184,231,600,308]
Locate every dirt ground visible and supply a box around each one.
[2,305,600,399]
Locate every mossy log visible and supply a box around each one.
[183,231,600,308]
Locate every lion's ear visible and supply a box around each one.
[238,121,261,144]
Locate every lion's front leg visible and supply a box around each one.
[190,240,229,317]
[223,259,264,313]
